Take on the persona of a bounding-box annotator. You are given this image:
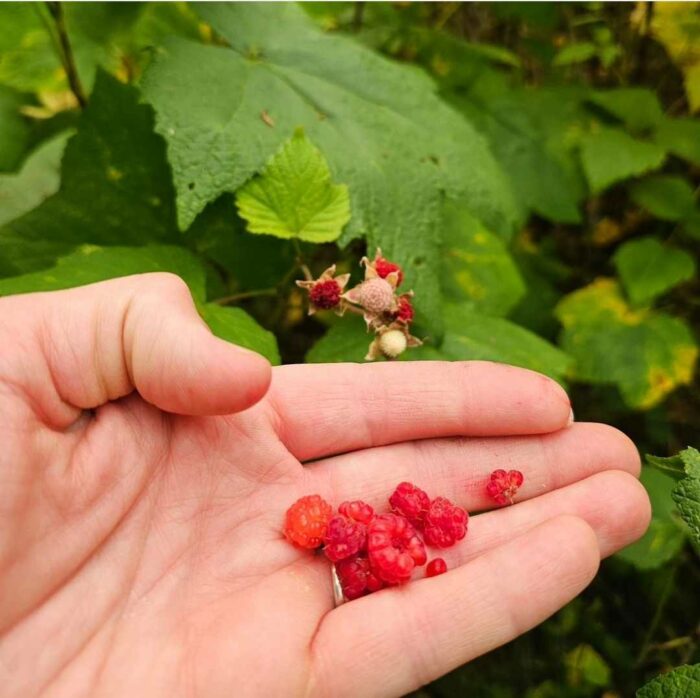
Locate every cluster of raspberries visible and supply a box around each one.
[283,471,524,601]
[296,249,422,360]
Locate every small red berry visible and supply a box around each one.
[324,514,368,562]
[283,495,333,549]
[309,279,342,310]
[486,469,525,505]
[394,295,414,324]
[375,257,404,286]
[335,556,371,600]
[423,496,468,548]
[426,558,447,577]
[339,500,375,525]
[367,513,427,584]
[389,482,430,523]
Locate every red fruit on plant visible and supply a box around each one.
[389,482,430,523]
[426,558,448,577]
[324,514,368,562]
[352,277,396,314]
[283,495,333,549]
[423,496,468,548]
[375,257,404,286]
[339,500,375,525]
[367,513,427,584]
[486,469,525,505]
[394,295,415,324]
[309,279,342,310]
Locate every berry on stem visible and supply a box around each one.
[394,294,415,324]
[423,496,468,548]
[367,513,427,584]
[296,265,350,315]
[486,469,525,505]
[426,558,447,577]
[283,495,333,549]
[389,482,430,523]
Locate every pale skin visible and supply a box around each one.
[0,274,651,698]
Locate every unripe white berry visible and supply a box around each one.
[379,329,407,358]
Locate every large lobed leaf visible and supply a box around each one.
[555,279,697,409]
[141,2,519,334]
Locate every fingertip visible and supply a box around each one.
[542,515,600,582]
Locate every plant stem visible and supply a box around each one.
[636,560,678,665]
[352,2,365,32]
[212,288,278,305]
[46,2,87,108]
[292,239,312,280]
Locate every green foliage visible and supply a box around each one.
[1,3,699,695]
[441,201,525,316]
[236,129,350,243]
[555,279,697,409]
[613,237,696,307]
[579,127,666,193]
[637,663,700,697]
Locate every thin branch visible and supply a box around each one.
[46,2,87,108]
[352,2,365,32]
[212,288,278,305]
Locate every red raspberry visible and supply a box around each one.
[486,469,524,505]
[426,558,447,577]
[323,514,367,562]
[423,496,468,548]
[339,500,375,525]
[394,295,414,324]
[336,556,371,600]
[283,495,333,549]
[375,257,404,286]
[389,482,430,523]
[367,513,427,584]
[336,555,385,600]
[309,279,342,310]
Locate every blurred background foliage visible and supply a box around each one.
[0,2,699,695]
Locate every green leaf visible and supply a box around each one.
[579,127,666,193]
[441,200,525,316]
[141,2,519,335]
[673,477,700,547]
[0,131,69,227]
[448,87,586,224]
[0,244,280,364]
[198,304,280,365]
[0,72,179,277]
[637,664,700,698]
[0,244,207,299]
[565,644,611,688]
[654,117,700,167]
[617,468,686,570]
[629,175,697,222]
[645,453,686,479]
[587,88,663,133]
[555,279,698,409]
[680,446,700,479]
[553,42,597,66]
[236,129,350,243]
[0,85,30,171]
[614,237,696,307]
[306,315,371,363]
[306,303,570,382]
[428,303,571,382]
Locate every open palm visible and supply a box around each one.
[0,274,650,698]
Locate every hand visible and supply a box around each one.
[0,274,650,698]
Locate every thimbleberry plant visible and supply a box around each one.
[297,249,422,361]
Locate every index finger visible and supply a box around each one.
[268,361,572,461]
